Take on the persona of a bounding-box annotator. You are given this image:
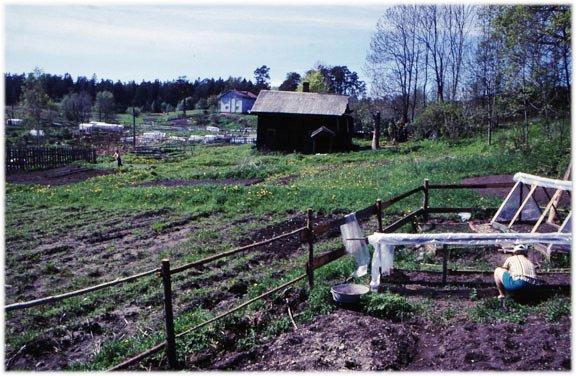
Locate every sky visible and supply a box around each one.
[3,1,392,90]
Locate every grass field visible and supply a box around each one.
[4,117,571,370]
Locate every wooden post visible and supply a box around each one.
[547,161,571,224]
[306,208,314,289]
[376,199,383,233]
[371,111,381,150]
[132,107,137,150]
[441,245,448,285]
[422,179,430,221]
[161,259,177,369]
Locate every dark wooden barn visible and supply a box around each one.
[250,90,354,153]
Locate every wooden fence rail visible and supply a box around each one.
[4,226,310,313]
[4,268,160,312]
[6,145,96,173]
[108,273,308,371]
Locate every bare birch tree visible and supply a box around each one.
[367,5,422,125]
[418,5,447,102]
[473,6,505,145]
[418,5,474,102]
[446,5,475,101]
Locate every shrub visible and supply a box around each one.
[413,102,468,141]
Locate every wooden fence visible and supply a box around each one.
[6,180,526,370]
[6,145,97,173]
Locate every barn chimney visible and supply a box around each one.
[303,82,310,92]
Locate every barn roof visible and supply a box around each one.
[250,90,350,116]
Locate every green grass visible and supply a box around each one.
[7,118,570,219]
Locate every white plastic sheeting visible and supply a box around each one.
[368,232,571,246]
[493,181,542,222]
[492,172,572,224]
[369,242,394,290]
[514,172,573,191]
[79,121,124,133]
[367,232,571,289]
[340,213,371,278]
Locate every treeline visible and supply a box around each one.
[5,62,366,120]
[5,72,263,114]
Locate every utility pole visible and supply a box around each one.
[132,106,136,150]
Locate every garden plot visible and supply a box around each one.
[224,309,570,371]
[4,167,571,371]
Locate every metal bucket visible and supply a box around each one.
[330,283,370,304]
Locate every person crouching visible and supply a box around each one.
[494,244,539,302]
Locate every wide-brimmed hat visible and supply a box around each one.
[512,244,528,254]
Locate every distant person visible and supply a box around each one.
[494,244,539,301]
[113,149,123,167]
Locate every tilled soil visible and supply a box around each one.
[6,166,116,185]
[404,315,571,371]
[189,308,570,371]
[237,309,418,371]
[4,208,313,371]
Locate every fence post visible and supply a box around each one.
[161,259,177,369]
[376,199,383,233]
[306,208,314,289]
[441,245,448,285]
[422,179,430,221]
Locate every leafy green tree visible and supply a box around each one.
[254,65,271,92]
[161,102,174,113]
[60,91,92,123]
[5,73,26,107]
[20,68,50,141]
[279,72,301,91]
[125,106,141,117]
[493,5,571,143]
[319,65,366,98]
[299,69,328,93]
[195,97,208,111]
[93,91,116,122]
[207,95,219,111]
[177,96,195,113]
[150,100,162,113]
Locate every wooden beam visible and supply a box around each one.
[548,161,572,224]
[508,184,538,228]
[311,248,347,270]
[428,182,515,190]
[381,208,425,233]
[490,181,521,225]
